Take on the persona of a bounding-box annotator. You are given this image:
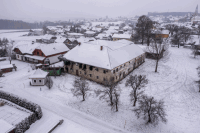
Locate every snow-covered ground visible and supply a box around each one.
[0,104,32,126]
[0,46,199,133]
[0,30,200,132]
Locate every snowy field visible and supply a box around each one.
[0,104,32,126]
[0,29,29,34]
[0,31,200,132]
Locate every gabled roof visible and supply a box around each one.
[85,31,96,34]
[35,43,69,56]
[29,69,49,79]
[63,40,144,70]
[14,42,40,54]
[112,34,131,39]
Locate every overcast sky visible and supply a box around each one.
[0,0,199,22]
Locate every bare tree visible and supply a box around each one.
[6,40,14,64]
[111,87,121,112]
[196,66,200,92]
[125,75,148,106]
[171,26,184,48]
[43,25,47,34]
[52,66,57,78]
[134,95,167,125]
[191,44,199,58]
[71,77,90,101]
[165,24,177,36]
[95,78,120,107]
[146,35,169,72]
[46,75,53,89]
[135,15,153,45]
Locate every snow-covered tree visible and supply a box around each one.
[134,95,167,125]
[95,78,120,107]
[46,75,53,89]
[125,75,148,106]
[146,36,169,72]
[71,77,90,101]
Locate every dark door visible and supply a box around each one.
[76,70,79,76]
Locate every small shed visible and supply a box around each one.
[29,69,49,86]
[0,64,14,73]
[0,119,15,133]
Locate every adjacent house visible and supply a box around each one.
[62,40,145,84]
[84,31,96,37]
[112,34,132,41]
[13,42,70,65]
[29,69,49,86]
[28,29,44,36]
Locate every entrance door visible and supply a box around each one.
[76,70,79,76]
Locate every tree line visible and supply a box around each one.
[0,19,80,29]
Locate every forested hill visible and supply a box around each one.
[0,19,79,29]
[0,19,44,29]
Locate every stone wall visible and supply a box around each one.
[64,53,145,84]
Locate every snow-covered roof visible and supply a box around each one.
[63,40,144,70]
[24,55,46,61]
[14,42,40,54]
[29,69,49,79]
[0,119,15,133]
[77,37,96,43]
[112,34,131,39]
[36,43,69,56]
[67,33,84,36]
[50,61,64,67]
[0,64,13,70]
[55,37,67,43]
[85,31,96,34]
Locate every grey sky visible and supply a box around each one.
[0,0,199,22]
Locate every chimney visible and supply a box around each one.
[100,46,103,51]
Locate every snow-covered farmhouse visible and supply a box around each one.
[112,34,132,41]
[0,119,15,133]
[62,40,145,84]
[13,42,69,65]
[29,69,49,86]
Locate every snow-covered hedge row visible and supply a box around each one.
[0,90,43,132]
[0,90,42,119]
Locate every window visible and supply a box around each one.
[34,80,36,83]
[39,80,41,83]
[96,76,99,79]
[113,70,115,74]
[42,53,44,56]
[84,72,87,75]
[103,78,106,81]
[80,71,81,74]
[103,70,106,73]
[18,55,19,58]
[89,74,92,77]
[96,68,98,71]
[124,64,126,66]
[116,68,118,72]
[116,76,117,79]
[37,52,39,55]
